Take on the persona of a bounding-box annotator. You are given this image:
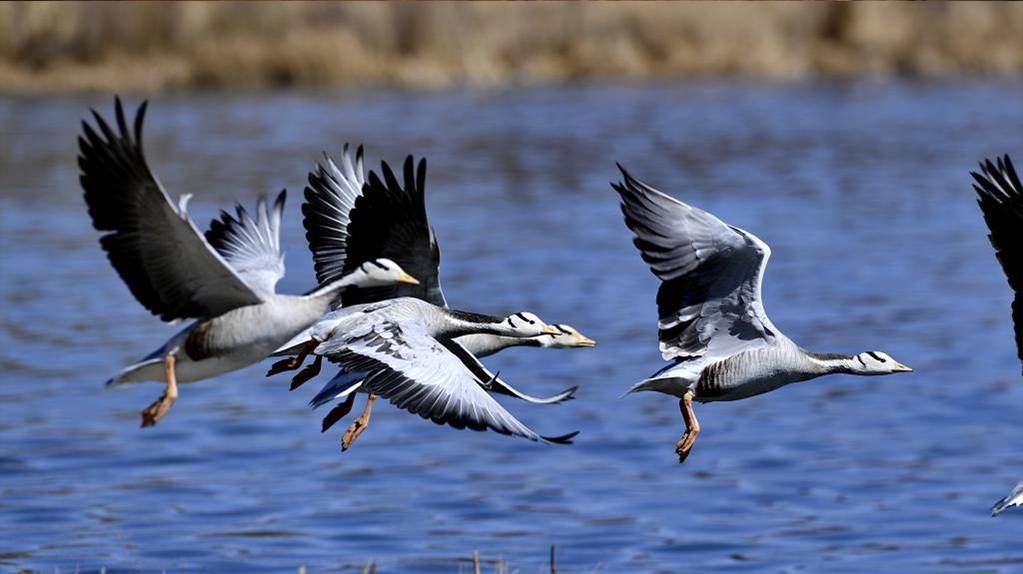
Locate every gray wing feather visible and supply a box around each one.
[312,318,574,443]
[205,190,286,296]
[992,481,1023,516]
[613,164,780,362]
[303,144,366,288]
[78,97,264,322]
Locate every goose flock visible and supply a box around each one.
[78,98,1018,515]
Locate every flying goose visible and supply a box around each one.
[79,98,418,426]
[612,164,912,464]
[302,146,597,356]
[278,297,576,449]
[272,147,592,445]
[971,154,1023,516]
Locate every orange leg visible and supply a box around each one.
[675,390,701,464]
[141,354,178,428]
[341,394,376,452]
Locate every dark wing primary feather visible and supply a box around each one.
[78,97,263,322]
[311,318,576,443]
[303,144,366,289]
[613,164,778,362]
[440,339,578,404]
[339,156,447,307]
[972,154,1023,371]
[205,190,287,297]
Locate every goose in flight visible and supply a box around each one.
[79,98,418,426]
[272,146,592,447]
[971,154,1023,516]
[612,164,912,463]
[301,146,597,354]
[280,297,577,449]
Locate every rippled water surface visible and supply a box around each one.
[2,82,1022,573]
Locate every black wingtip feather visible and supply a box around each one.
[543,430,580,445]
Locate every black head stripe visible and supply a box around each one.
[514,312,535,325]
[508,316,517,328]
[856,355,866,367]
[359,263,368,273]
[866,352,886,363]
[369,260,389,271]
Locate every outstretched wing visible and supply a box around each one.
[972,154,1023,371]
[205,190,287,297]
[340,156,446,307]
[303,144,366,288]
[613,164,780,362]
[311,318,575,443]
[303,149,446,307]
[78,97,263,322]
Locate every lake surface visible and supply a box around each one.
[1,82,1021,573]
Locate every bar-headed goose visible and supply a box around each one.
[79,98,418,426]
[273,147,591,446]
[281,297,576,449]
[612,164,912,464]
[303,146,597,357]
[971,154,1023,516]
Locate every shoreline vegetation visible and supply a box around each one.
[2,2,1021,94]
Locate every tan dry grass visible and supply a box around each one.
[1,2,1021,93]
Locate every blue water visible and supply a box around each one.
[1,82,1021,573]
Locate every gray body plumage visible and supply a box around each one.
[290,297,577,442]
[297,146,577,404]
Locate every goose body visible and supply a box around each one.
[80,99,416,426]
[613,164,911,462]
[283,297,576,445]
[110,290,357,385]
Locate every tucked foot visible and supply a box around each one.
[675,430,698,464]
[140,392,175,427]
[341,394,376,452]
[290,356,322,390]
[141,354,178,428]
[341,417,369,451]
[675,390,701,464]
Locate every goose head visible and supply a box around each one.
[850,351,912,375]
[497,311,561,337]
[352,258,420,288]
[541,324,597,348]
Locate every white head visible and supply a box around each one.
[851,351,912,375]
[352,258,419,288]
[497,311,560,337]
[540,324,597,348]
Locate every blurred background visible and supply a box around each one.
[2,2,1022,573]
[2,2,1022,92]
